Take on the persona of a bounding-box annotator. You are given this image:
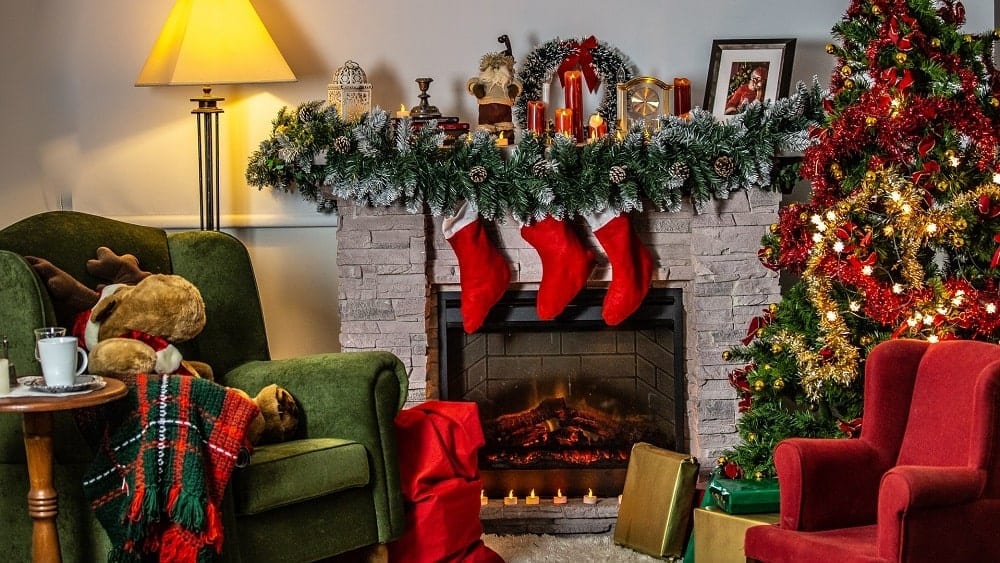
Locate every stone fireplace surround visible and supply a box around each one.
[335,190,780,467]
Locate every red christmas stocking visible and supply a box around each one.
[584,209,654,326]
[443,202,511,334]
[520,216,595,320]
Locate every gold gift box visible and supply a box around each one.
[693,506,779,563]
[614,443,699,558]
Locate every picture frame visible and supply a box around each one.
[704,38,796,118]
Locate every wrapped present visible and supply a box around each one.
[693,506,779,563]
[708,477,780,514]
[614,443,699,558]
[683,474,723,562]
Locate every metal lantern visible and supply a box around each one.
[327,60,372,122]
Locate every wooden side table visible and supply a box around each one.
[0,378,127,563]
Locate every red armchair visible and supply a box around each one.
[744,339,1000,563]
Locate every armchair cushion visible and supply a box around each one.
[232,438,370,516]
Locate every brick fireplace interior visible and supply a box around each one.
[336,190,781,490]
[439,287,684,497]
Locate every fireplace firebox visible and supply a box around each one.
[438,287,685,497]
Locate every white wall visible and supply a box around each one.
[1,0,993,358]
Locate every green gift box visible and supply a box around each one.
[708,477,780,514]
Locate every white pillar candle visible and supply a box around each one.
[0,358,9,394]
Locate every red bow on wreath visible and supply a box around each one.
[557,36,601,93]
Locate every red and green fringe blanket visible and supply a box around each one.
[77,373,260,562]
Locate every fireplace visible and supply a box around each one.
[438,288,684,497]
[334,191,783,478]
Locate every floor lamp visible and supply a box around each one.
[135,0,296,230]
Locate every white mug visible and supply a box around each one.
[37,336,88,387]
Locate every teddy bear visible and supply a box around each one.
[27,248,299,445]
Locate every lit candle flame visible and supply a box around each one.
[588,488,593,496]
[557,489,563,496]
[481,489,486,497]
[529,489,536,497]
[508,490,514,498]
[399,104,406,112]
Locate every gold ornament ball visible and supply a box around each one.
[935,179,949,191]
[769,223,779,233]
[843,78,855,90]
[840,65,853,77]
[865,116,877,128]
[895,52,907,64]
[944,149,957,160]
[773,378,785,390]
[753,380,766,392]
[754,471,765,480]
[860,335,874,346]
[717,456,728,466]
[825,43,836,54]
[930,38,941,48]
[769,303,778,312]
[963,34,973,43]
[747,432,757,442]
[991,97,999,108]
[799,211,809,221]
[872,5,881,15]
[771,343,783,354]
[865,170,877,182]
[763,247,774,257]
[722,350,731,361]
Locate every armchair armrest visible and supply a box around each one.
[775,437,887,531]
[220,350,409,542]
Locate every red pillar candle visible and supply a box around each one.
[554,108,574,136]
[673,77,691,117]
[526,100,546,136]
[563,70,584,142]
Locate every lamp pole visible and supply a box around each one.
[192,87,223,231]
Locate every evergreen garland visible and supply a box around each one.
[246,80,825,222]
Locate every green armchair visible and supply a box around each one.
[0,211,408,562]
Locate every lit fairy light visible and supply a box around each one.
[893,283,904,294]
[849,301,861,312]
[825,210,837,222]
[862,265,873,276]
[928,334,940,343]
[948,154,961,167]
[993,172,1000,184]
[923,314,934,326]
[890,191,902,202]
[925,223,938,234]
[907,317,918,327]
[900,203,912,215]
[833,241,845,253]
[825,310,839,322]
[952,290,965,307]
[988,303,997,314]
[813,232,824,243]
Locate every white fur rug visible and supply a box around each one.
[481,534,665,562]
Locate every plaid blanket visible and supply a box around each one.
[78,373,260,562]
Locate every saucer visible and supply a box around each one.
[17,375,106,394]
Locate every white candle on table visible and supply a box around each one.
[0,359,9,394]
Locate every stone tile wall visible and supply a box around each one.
[336,189,780,463]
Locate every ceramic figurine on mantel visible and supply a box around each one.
[327,60,372,123]
[466,34,523,135]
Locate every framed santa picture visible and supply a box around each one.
[704,38,796,119]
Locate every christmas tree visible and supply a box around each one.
[720,0,1000,479]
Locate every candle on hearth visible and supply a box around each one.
[583,488,598,504]
[0,359,9,394]
[563,70,584,142]
[504,490,518,505]
[673,77,692,117]
[396,104,409,119]
[525,489,540,505]
[554,108,574,137]
[495,131,509,147]
[526,100,546,136]
[553,489,568,504]
[588,113,608,142]
[481,489,488,506]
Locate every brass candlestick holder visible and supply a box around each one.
[409,77,442,120]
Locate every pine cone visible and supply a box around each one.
[333,136,351,154]
[714,155,735,178]
[532,159,550,178]
[469,165,488,184]
[609,165,627,184]
[669,161,690,182]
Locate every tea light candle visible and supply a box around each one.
[553,489,568,504]
[554,108,574,137]
[396,104,409,119]
[588,113,607,141]
[525,489,539,505]
[0,359,9,394]
[503,490,518,505]
[481,489,489,506]
[618,494,623,505]
[496,131,509,147]
[583,488,598,504]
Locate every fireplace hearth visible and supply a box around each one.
[439,288,683,496]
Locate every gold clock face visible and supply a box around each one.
[628,86,661,117]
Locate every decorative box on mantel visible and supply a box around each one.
[327,60,372,123]
[334,188,782,466]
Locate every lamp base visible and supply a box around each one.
[191,87,223,231]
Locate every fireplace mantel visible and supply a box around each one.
[335,190,780,464]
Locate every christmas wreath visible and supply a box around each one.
[513,35,635,132]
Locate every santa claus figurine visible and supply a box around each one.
[467,35,523,134]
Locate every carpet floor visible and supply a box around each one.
[481,533,664,562]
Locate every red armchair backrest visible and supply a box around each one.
[893,340,1000,480]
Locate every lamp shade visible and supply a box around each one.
[136,0,296,86]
